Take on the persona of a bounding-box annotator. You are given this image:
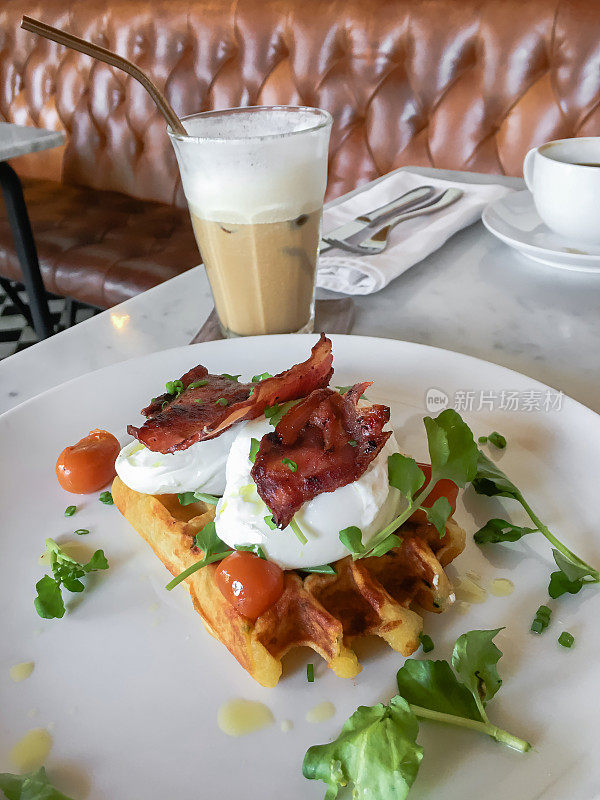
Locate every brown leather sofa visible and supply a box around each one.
[1,0,600,309]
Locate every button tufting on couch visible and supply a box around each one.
[2,0,600,309]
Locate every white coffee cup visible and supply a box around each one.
[524,137,600,245]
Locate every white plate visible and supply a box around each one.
[1,335,599,800]
[482,190,600,272]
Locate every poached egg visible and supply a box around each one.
[115,424,240,495]
[215,418,404,570]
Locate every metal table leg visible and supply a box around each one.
[0,161,53,339]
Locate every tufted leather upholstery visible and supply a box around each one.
[2,0,600,306]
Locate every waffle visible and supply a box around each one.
[112,476,465,687]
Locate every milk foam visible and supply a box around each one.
[172,109,331,224]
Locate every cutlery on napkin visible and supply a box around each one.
[318,170,513,295]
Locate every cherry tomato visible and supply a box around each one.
[215,551,284,620]
[417,462,458,516]
[56,429,120,493]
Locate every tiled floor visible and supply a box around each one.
[0,283,99,360]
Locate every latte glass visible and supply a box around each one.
[168,106,332,337]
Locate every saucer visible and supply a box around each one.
[482,189,600,272]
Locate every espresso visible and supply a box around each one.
[191,210,321,336]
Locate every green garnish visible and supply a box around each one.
[339,525,402,559]
[264,514,277,530]
[264,400,301,427]
[474,518,537,544]
[248,387,255,396]
[165,379,184,397]
[335,385,368,400]
[194,399,203,404]
[558,631,574,648]
[235,544,267,560]
[74,529,89,536]
[221,373,240,382]
[249,438,260,464]
[215,398,228,406]
[304,564,337,575]
[282,458,297,472]
[188,379,208,389]
[303,695,422,800]
[348,439,358,447]
[419,633,434,653]
[0,766,75,800]
[252,372,273,382]
[472,451,600,598]
[178,491,220,506]
[64,505,76,517]
[531,604,551,634]
[165,521,232,590]
[488,431,506,449]
[289,517,308,545]
[99,491,113,505]
[478,435,488,444]
[307,663,315,682]
[34,539,109,619]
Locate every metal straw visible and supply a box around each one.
[20,16,188,136]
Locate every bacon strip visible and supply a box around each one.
[251,384,391,529]
[127,334,333,453]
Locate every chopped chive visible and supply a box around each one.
[488,431,507,449]
[248,387,255,396]
[74,529,89,536]
[99,491,114,505]
[478,435,488,444]
[162,400,169,409]
[264,515,277,530]
[188,379,208,389]
[166,379,184,396]
[536,605,552,620]
[194,399,203,404]
[64,505,77,517]
[249,438,260,464]
[530,619,544,634]
[282,458,297,472]
[307,663,315,682]
[419,632,434,653]
[348,440,358,447]
[289,517,308,545]
[252,372,272,383]
[193,492,220,505]
[221,374,240,382]
[558,631,574,648]
[215,398,228,406]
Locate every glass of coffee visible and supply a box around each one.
[168,106,332,337]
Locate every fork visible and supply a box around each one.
[329,188,463,256]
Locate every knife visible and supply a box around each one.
[318,185,436,254]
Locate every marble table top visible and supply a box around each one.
[0,121,65,161]
[1,167,598,416]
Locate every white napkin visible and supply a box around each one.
[317,170,512,294]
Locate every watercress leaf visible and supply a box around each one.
[338,526,366,558]
[178,492,197,506]
[302,696,422,800]
[548,570,584,599]
[0,766,75,800]
[34,576,65,619]
[396,658,481,721]
[472,451,522,499]
[367,533,402,558]
[194,521,231,560]
[452,628,504,704]
[425,496,451,537]
[192,492,220,506]
[552,549,596,582]
[303,564,337,575]
[474,518,536,544]
[84,550,109,572]
[423,409,478,487]
[387,454,425,502]
[61,576,85,593]
[235,544,266,560]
